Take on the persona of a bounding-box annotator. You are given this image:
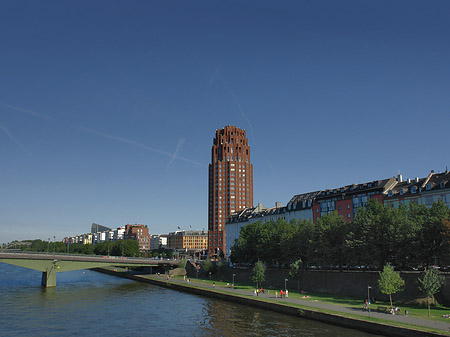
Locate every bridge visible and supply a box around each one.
[0,252,178,287]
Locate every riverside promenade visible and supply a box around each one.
[97,268,450,337]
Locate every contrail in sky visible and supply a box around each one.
[2,102,205,168]
[166,137,186,171]
[212,71,276,174]
[2,103,53,121]
[0,122,32,156]
[78,127,205,167]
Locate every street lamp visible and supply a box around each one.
[367,285,372,317]
[209,272,211,280]
[47,238,50,254]
[232,273,236,288]
[285,278,288,293]
[53,236,56,255]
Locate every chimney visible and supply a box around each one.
[397,174,403,183]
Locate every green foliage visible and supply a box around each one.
[378,263,405,307]
[418,268,445,316]
[109,240,139,257]
[217,260,229,273]
[230,218,315,268]
[289,259,303,290]
[178,259,187,269]
[202,258,218,274]
[348,199,410,268]
[314,212,348,267]
[230,199,450,270]
[250,261,266,288]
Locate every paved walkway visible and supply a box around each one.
[144,275,450,333]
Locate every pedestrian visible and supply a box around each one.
[286,289,289,298]
[275,291,278,299]
[213,282,215,288]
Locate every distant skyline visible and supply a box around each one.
[1,1,449,243]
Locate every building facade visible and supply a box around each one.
[312,177,397,223]
[208,126,253,258]
[167,230,208,258]
[150,235,168,250]
[124,224,151,251]
[384,170,450,209]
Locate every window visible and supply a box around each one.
[426,183,432,190]
[411,186,417,193]
[347,204,350,209]
[347,213,351,218]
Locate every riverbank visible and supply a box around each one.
[94,268,450,337]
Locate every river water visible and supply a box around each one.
[0,263,379,336]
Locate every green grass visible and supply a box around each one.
[285,290,450,323]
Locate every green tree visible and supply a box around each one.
[285,219,315,268]
[417,268,444,317]
[110,240,139,257]
[415,200,450,267]
[378,263,405,308]
[350,199,408,268]
[178,259,187,269]
[251,261,266,289]
[314,212,348,269]
[289,259,303,291]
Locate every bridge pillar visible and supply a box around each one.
[42,268,56,287]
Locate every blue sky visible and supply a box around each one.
[1,1,449,243]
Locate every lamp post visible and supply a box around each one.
[209,272,211,280]
[53,236,56,255]
[232,274,236,288]
[47,238,50,254]
[285,278,288,293]
[196,269,199,279]
[367,285,372,317]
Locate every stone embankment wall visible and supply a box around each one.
[96,267,444,337]
[195,266,450,306]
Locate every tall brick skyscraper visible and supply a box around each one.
[208,126,253,258]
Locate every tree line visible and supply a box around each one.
[230,199,450,270]
[9,239,141,257]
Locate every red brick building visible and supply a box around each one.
[125,224,151,251]
[312,177,397,223]
[208,126,253,258]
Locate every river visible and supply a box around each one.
[0,263,380,336]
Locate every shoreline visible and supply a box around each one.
[94,268,447,337]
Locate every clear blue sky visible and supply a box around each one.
[1,1,449,243]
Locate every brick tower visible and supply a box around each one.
[208,126,253,258]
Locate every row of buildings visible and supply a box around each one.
[65,223,208,257]
[225,170,450,257]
